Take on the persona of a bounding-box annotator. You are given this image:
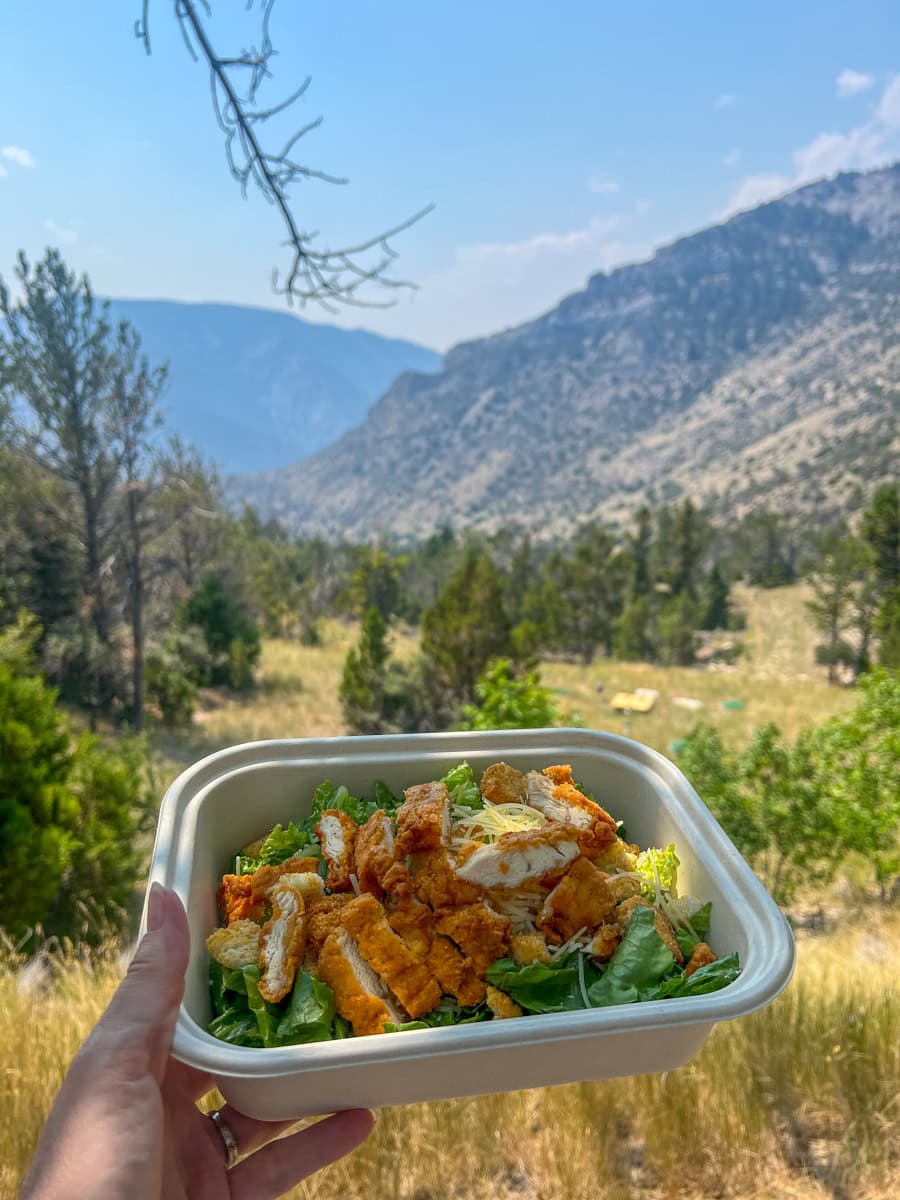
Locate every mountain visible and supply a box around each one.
[228,166,900,538]
[105,300,441,474]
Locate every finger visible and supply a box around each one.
[211,1105,305,1158]
[92,886,190,1080]
[164,1057,215,1103]
[228,1110,375,1200]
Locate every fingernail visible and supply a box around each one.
[147,882,166,932]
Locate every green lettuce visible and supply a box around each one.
[588,907,675,1007]
[384,1005,490,1032]
[310,780,378,826]
[645,953,741,1000]
[208,1007,263,1047]
[485,955,597,1012]
[255,820,316,867]
[373,780,402,812]
[441,761,483,809]
[274,972,336,1045]
[635,843,680,899]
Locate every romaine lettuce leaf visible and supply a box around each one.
[644,953,741,1000]
[240,965,283,1047]
[373,780,402,812]
[274,972,335,1045]
[441,761,483,809]
[588,907,675,1007]
[485,956,590,1012]
[208,1006,264,1047]
[384,1005,490,1032]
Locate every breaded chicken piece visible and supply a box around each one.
[537,859,618,944]
[316,929,405,1036]
[589,922,622,961]
[387,897,433,958]
[355,809,407,897]
[395,782,451,858]
[486,985,523,1019]
[434,903,511,974]
[206,919,261,969]
[406,848,484,909]
[342,895,441,1018]
[606,874,642,903]
[685,942,717,978]
[524,767,618,858]
[454,823,580,891]
[427,933,486,1006]
[306,893,356,959]
[217,874,266,924]
[511,931,551,965]
[480,762,526,806]
[388,898,485,1005]
[258,879,306,1002]
[315,810,358,892]
[616,897,684,964]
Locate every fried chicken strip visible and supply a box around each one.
[388,898,486,1006]
[537,858,618,944]
[434,903,511,975]
[316,929,405,1036]
[524,766,618,857]
[685,942,717,978]
[395,782,451,858]
[206,919,261,969]
[315,810,358,892]
[355,809,407,897]
[342,895,441,1018]
[405,847,484,909]
[258,878,307,1002]
[453,823,580,891]
[217,874,266,925]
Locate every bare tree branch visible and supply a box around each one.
[136,1,433,310]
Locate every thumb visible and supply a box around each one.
[95,884,191,1082]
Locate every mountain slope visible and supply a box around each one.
[228,166,900,536]
[106,299,441,474]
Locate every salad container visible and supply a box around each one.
[146,729,795,1120]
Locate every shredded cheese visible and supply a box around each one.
[349,873,361,896]
[576,951,591,1009]
[451,801,547,846]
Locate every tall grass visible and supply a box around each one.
[3,919,898,1200]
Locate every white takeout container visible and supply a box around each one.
[147,729,795,1120]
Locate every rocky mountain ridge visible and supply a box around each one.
[228,165,900,537]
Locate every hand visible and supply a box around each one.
[21,884,374,1200]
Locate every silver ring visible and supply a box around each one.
[209,1108,240,1169]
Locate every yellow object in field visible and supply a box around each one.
[610,689,658,713]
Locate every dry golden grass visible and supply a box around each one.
[542,585,855,756]
[2,917,897,1200]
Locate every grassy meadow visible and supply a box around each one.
[2,584,896,1198]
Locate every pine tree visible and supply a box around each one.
[340,607,391,734]
[700,563,731,630]
[421,548,512,703]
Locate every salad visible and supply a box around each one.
[206,762,741,1047]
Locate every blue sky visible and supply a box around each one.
[2,1,899,350]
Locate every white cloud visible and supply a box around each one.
[792,125,887,181]
[587,174,620,195]
[877,76,900,127]
[406,215,649,349]
[836,69,875,98]
[722,73,900,218]
[0,164,6,179]
[714,93,736,109]
[44,218,78,246]
[722,173,791,216]
[2,145,36,168]
[722,147,742,168]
